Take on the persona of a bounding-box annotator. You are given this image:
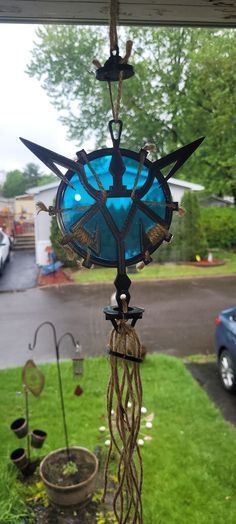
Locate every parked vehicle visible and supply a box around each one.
[215,307,236,393]
[0,228,10,275]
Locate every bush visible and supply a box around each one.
[153,192,208,263]
[50,216,78,267]
[201,207,236,249]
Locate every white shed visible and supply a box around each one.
[28,177,204,266]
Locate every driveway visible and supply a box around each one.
[187,361,236,426]
[1,275,235,368]
[0,250,38,292]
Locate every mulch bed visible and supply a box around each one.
[37,268,72,287]
[181,259,225,267]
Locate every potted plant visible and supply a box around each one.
[40,447,98,506]
[29,321,99,506]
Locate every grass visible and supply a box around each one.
[1,354,236,523]
[71,250,236,284]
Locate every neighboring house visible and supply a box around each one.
[0,196,14,235]
[28,177,204,266]
[200,194,234,208]
[14,194,35,235]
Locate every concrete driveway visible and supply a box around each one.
[0,250,38,292]
[187,361,236,426]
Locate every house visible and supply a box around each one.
[28,177,204,265]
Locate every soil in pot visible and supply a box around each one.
[43,448,96,487]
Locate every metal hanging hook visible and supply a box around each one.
[109,119,123,148]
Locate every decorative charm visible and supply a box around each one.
[22,359,45,397]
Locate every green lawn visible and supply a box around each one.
[1,355,236,523]
[71,250,236,284]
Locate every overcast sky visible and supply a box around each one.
[0,24,80,176]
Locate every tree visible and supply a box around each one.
[27,25,194,155]
[27,26,236,203]
[2,170,27,197]
[178,30,236,204]
[180,191,208,261]
[23,162,42,188]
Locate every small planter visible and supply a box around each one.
[40,447,98,507]
[10,418,28,439]
[31,429,47,449]
[10,448,29,471]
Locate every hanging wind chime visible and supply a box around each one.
[20,1,203,521]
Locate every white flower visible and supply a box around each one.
[138,439,144,446]
[146,422,153,429]
[99,426,106,433]
[127,401,132,408]
[105,439,111,446]
[141,406,147,414]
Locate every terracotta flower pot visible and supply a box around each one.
[31,429,47,449]
[10,448,29,471]
[40,447,98,507]
[10,418,28,439]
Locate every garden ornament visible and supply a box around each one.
[20,0,203,520]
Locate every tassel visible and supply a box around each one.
[178,207,186,217]
[103,320,143,523]
[92,59,102,69]
[147,223,172,244]
[63,245,77,261]
[36,201,49,215]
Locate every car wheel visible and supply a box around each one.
[219,349,236,393]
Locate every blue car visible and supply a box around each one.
[215,307,236,393]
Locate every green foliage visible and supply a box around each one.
[62,461,78,476]
[27,26,195,155]
[153,192,208,262]
[2,170,27,198]
[50,215,77,267]
[180,191,208,261]
[179,30,236,203]
[201,207,236,249]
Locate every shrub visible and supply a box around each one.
[153,191,208,263]
[201,207,236,249]
[50,216,78,267]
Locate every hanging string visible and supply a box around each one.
[109,0,118,51]
[79,151,107,199]
[103,319,143,523]
[108,71,124,122]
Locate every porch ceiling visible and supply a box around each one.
[1,1,236,27]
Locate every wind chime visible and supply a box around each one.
[20,1,203,521]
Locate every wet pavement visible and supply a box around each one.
[0,250,38,292]
[0,275,236,369]
[186,361,236,427]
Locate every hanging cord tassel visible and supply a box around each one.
[36,201,49,215]
[131,144,156,198]
[103,317,143,523]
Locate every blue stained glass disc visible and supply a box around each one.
[55,148,173,267]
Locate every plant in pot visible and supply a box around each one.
[29,321,98,507]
